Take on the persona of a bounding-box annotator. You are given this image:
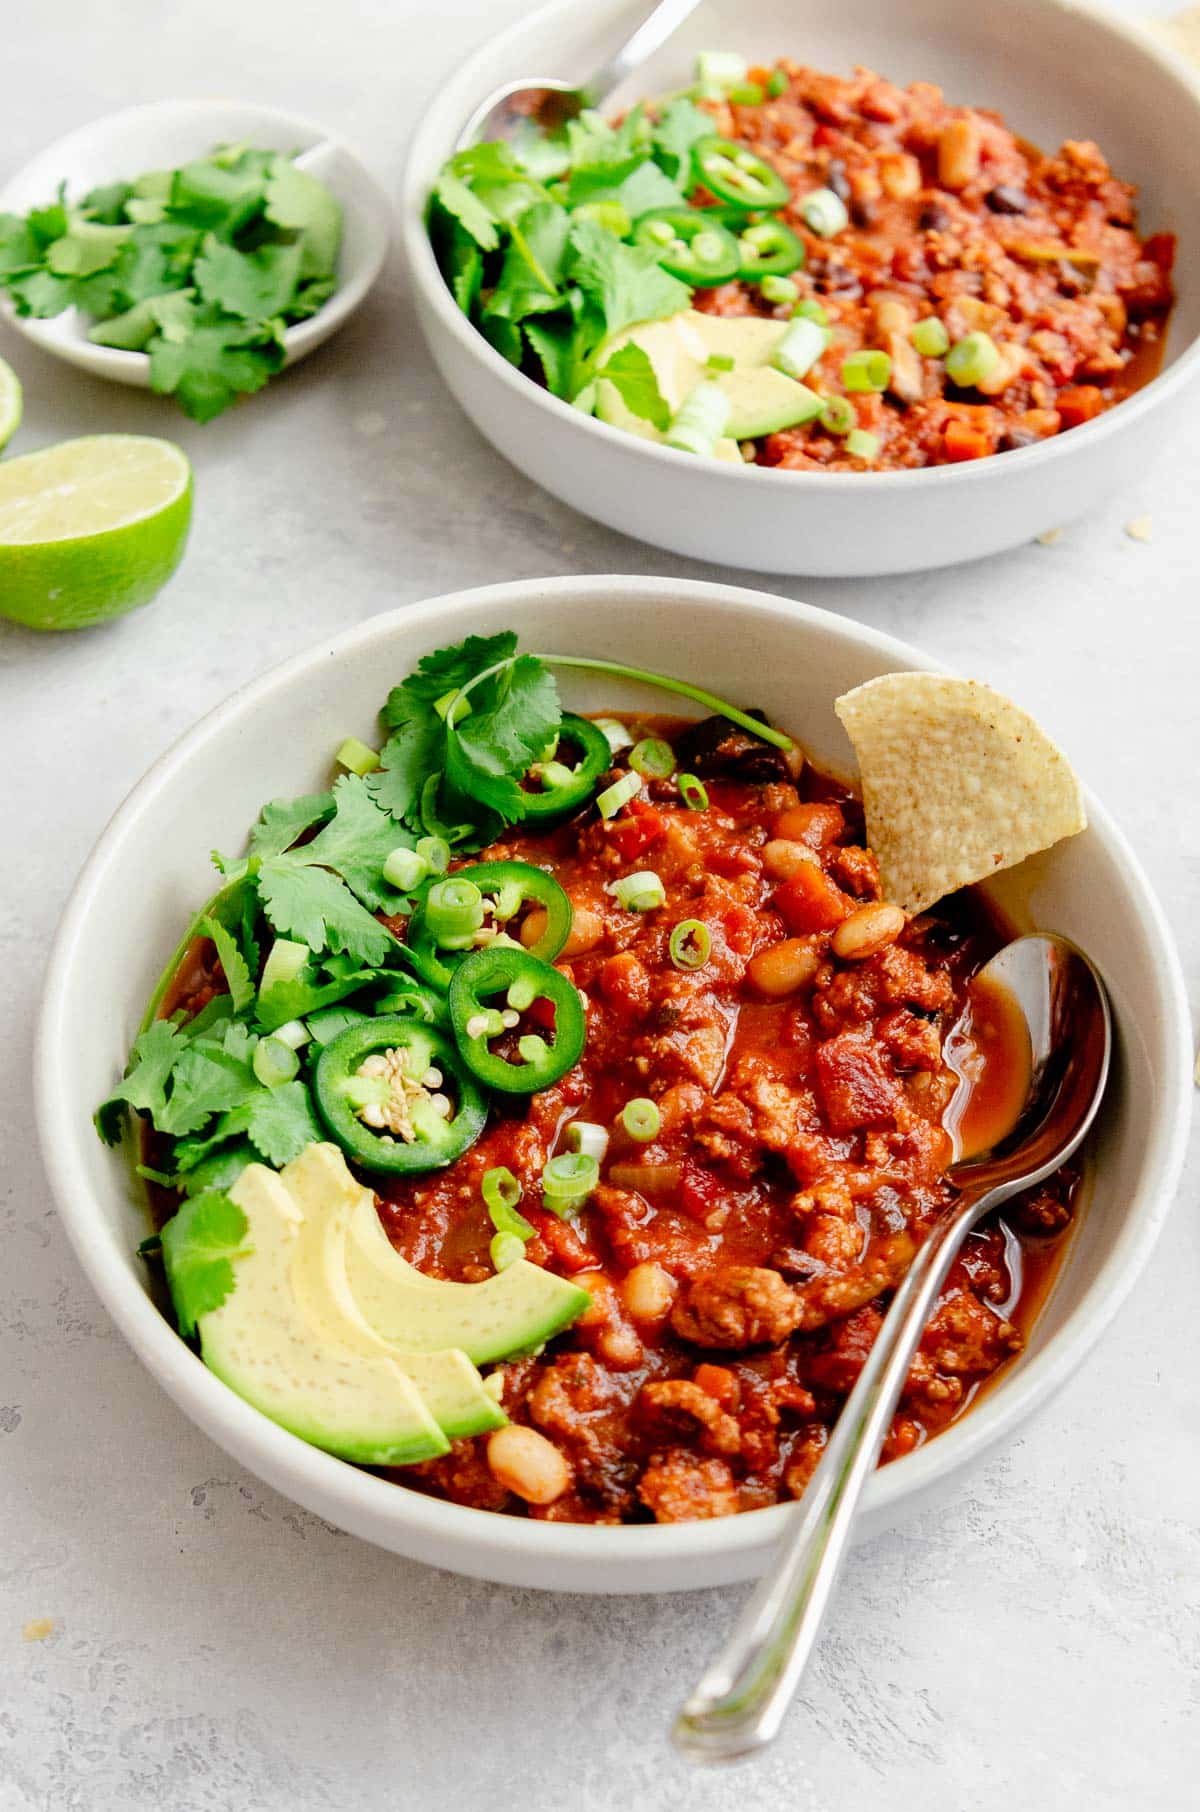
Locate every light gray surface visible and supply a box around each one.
[1,1,1197,1805]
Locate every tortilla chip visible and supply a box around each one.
[834,674,1086,915]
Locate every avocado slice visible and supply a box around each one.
[199,1163,451,1466]
[596,309,821,443]
[278,1141,592,1365]
[284,1144,505,1441]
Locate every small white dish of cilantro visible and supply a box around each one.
[0,99,391,421]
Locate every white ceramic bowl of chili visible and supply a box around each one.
[36,577,1192,1592]
[401,0,1200,576]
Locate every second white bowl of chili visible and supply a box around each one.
[402,0,1200,575]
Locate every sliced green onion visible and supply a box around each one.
[621,1098,662,1141]
[542,1150,600,1216]
[607,870,666,913]
[539,760,577,791]
[482,1167,535,1245]
[821,395,856,435]
[425,877,484,941]
[945,330,1001,388]
[433,688,471,725]
[490,1231,526,1271]
[517,1033,550,1065]
[259,936,309,995]
[573,199,632,237]
[706,353,736,373]
[415,835,450,874]
[801,188,849,238]
[678,773,709,810]
[630,737,676,779]
[253,1036,300,1088]
[696,50,747,87]
[271,1018,311,1051]
[666,380,732,457]
[728,81,764,105]
[383,846,429,891]
[841,349,891,392]
[911,315,950,357]
[566,1121,609,1164]
[793,298,829,325]
[597,770,642,819]
[335,736,379,777]
[594,717,633,753]
[767,69,788,97]
[760,274,799,306]
[772,316,827,381]
[669,919,712,970]
[846,428,881,461]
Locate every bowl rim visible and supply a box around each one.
[35,575,1194,1578]
[400,0,1200,495]
[0,96,392,378]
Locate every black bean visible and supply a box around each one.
[825,158,852,202]
[919,202,952,232]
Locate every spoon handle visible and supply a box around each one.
[583,0,707,107]
[673,1186,994,1763]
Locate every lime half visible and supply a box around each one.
[0,434,192,630]
[0,357,21,452]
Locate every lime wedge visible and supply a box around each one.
[0,434,192,630]
[0,356,21,452]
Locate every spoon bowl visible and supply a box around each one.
[674,932,1112,1762]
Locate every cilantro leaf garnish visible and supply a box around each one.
[594,342,671,430]
[95,1019,186,1144]
[257,857,396,966]
[156,1033,260,1138]
[650,98,714,182]
[263,160,342,276]
[565,218,690,343]
[245,1081,324,1167]
[160,1191,251,1337]
[148,307,284,423]
[194,235,304,319]
[293,775,410,911]
[202,915,255,1014]
[483,203,571,324]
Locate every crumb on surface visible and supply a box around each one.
[1124,515,1153,542]
[22,1618,54,1642]
[1035,527,1062,546]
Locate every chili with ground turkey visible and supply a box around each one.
[354,715,1081,1525]
[688,62,1174,468]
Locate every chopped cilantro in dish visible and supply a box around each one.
[0,145,342,421]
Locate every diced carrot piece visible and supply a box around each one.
[773,864,854,934]
[1056,385,1105,429]
[943,418,993,461]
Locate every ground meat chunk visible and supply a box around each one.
[636,1380,741,1456]
[814,1029,902,1132]
[671,1265,805,1349]
[638,1450,740,1522]
[923,1291,1022,1375]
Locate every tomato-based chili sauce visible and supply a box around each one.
[145,712,1083,1525]
[678,62,1174,469]
[361,715,1080,1525]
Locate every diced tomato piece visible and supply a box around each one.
[1055,385,1105,429]
[679,1160,725,1224]
[608,798,665,860]
[773,864,854,934]
[773,801,845,847]
[525,1209,599,1274]
[524,992,558,1032]
[813,1030,900,1132]
[943,419,993,461]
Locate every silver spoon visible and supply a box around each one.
[673,932,1111,1764]
[457,0,706,150]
